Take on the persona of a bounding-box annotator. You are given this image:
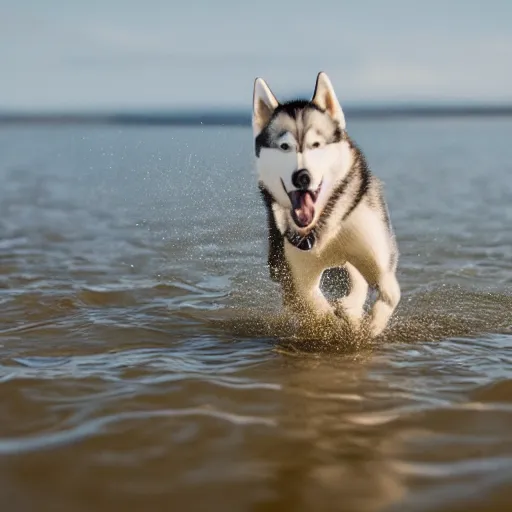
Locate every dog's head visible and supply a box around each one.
[252,72,353,235]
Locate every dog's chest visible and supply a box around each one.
[284,233,347,277]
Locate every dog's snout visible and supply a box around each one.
[292,169,311,190]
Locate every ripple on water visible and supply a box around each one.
[1,122,512,511]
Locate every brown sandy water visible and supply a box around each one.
[0,119,511,511]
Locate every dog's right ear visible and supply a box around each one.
[312,72,346,129]
[252,78,279,137]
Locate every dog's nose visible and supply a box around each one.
[292,169,311,190]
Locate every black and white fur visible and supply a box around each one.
[253,72,400,337]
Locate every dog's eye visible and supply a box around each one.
[280,142,290,151]
[312,142,321,149]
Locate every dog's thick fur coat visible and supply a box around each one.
[252,72,401,337]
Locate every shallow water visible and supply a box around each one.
[0,119,511,511]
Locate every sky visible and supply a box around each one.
[0,0,511,111]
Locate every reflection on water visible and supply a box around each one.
[0,119,511,511]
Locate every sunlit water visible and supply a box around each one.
[0,119,511,512]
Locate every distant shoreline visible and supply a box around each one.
[1,106,512,126]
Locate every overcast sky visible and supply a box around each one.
[1,0,511,111]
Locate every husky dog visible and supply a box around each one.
[252,72,400,337]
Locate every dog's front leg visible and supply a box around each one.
[367,271,401,337]
[334,263,368,328]
[346,256,400,337]
[290,268,333,317]
[344,211,401,337]
[284,246,333,318]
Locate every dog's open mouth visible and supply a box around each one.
[288,185,321,228]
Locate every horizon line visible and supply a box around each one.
[2,104,512,126]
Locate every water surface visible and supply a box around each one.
[0,119,511,511]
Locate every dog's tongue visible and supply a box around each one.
[289,191,315,227]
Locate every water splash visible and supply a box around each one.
[208,285,512,353]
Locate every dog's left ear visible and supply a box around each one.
[312,72,346,129]
[252,78,279,137]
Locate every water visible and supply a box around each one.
[0,118,511,512]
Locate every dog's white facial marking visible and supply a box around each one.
[255,109,352,231]
[276,132,298,153]
[303,140,354,223]
[303,130,325,151]
[258,146,296,205]
[271,202,287,234]
[257,138,353,233]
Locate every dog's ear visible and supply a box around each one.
[312,72,346,129]
[252,78,279,137]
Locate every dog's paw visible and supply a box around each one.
[332,309,364,337]
[366,309,392,338]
